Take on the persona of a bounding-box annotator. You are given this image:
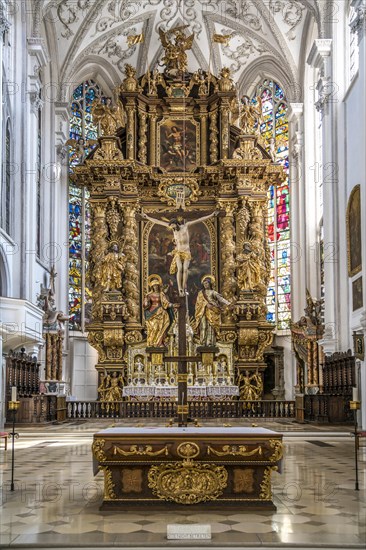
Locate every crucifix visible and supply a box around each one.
[143,209,219,425]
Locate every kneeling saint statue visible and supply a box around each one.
[193,275,231,347]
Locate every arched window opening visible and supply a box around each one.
[68,80,105,331]
[250,80,290,330]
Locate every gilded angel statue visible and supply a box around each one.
[65,137,98,164]
[159,25,194,76]
[91,91,126,136]
[239,95,263,135]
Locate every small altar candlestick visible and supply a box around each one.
[353,387,359,402]
[11,386,17,402]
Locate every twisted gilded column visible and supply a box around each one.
[89,204,107,321]
[220,99,230,159]
[209,108,218,163]
[149,105,157,165]
[126,99,135,160]
[138,108,148,164]
[122,204,140,327]
[218,201,236,323]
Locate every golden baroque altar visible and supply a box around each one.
[73,28,285,404]
[92,426,283,509]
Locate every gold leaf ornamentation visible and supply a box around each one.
[100,465,117,499]
[259,466,278,500]
[269,440,284,462]
[113,444,169,457]
[148,462,228,504]
[92,438,107,461]
[207,444,262,457]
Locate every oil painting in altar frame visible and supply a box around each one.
[346,185,362,277]
[158,118,199,172]
[144,221,215,317]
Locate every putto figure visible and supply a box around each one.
[193,275,231,347]
[143,274,177,347]
[142,211,218,296]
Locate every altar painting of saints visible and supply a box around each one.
[148,222,211,316]
[159,119,197,172]
[143,274,175,347]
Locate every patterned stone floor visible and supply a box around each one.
[0,420,365,548]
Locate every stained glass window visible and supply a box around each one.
[68,80,104,331]
[251,80,290,330]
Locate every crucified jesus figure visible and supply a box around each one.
[142,210,219,296]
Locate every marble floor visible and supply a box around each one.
[0,420,365,549]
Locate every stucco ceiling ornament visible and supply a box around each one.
[92,0,141,36]
[221,30,268,73]
[226,0,265,33]
[268,0,305,40]
[57,0,94,39]
[89,27,137,72]
[148,0,204,36]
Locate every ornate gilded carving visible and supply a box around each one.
[216,67,235,92]
[138,108,148,164]
[238,370,263,401]
[91,94,126,136]
[159,26,194,77]
[218,201,237,322]
[207,444,263,457]
[176,442,200,459]
[209,109,218,163]
[239,96,263,135]
[122,205,140,323]
[269,440,284,462]
[92,439,107,461]
[157,178,201,207]
[148,462,228,504]
[100,466,117,500]
[259,466,278,500]
[113,444,169,457]
[93,137,124,161]
[88,331,106,363]
[121,64,139,92]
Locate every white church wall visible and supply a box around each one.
[69,336,98,401]
[343,0,366,427]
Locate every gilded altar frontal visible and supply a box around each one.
[73,25,285,409]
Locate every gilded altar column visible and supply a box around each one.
[149,105,157,165]
[218,200,236,324]
[220,99,230,160]
[89,204,107,322]
[209,108,218,163]
[138,106,148,164]
[200,105,208,165]
[126,99,136,160]
[122,204,141,334]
